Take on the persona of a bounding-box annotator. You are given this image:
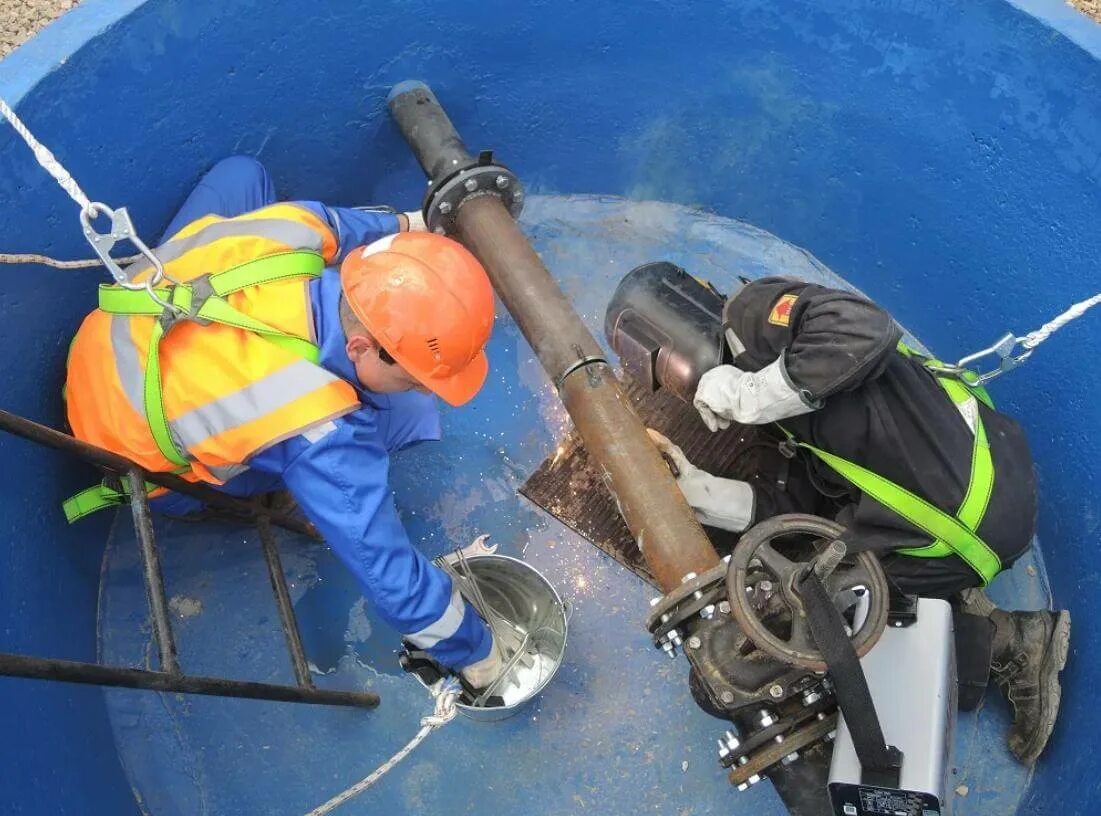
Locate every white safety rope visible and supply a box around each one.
[303,678,463,816]
[950,291,1101,384]
[1019,292,1101,350]
[0,97,93,213]
[0,96,174,305]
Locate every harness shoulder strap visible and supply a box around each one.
[92,250,326,476]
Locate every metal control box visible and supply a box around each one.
[828,598,957,816]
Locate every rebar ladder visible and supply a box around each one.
[0,408,379,709]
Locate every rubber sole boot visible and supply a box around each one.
[990,609,1071,765]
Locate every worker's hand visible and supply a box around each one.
[460,643,503,689]
[647,428,755,532]
[402,210,428,232]
[694,360,818,429]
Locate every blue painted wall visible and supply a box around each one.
[0,0,1098,813]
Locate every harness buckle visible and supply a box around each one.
[157,277,215,330]
[778,439,798,459]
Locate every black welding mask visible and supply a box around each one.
[604,261,738,403]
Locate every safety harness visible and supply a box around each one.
[779,344,1002,585]
[62,250,325,521]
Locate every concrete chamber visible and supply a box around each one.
[1,1,1098,814]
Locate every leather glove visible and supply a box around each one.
[648,429,755,532]
[693,358,818,430]
[403,210,428,232]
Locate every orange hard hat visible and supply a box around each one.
[340,232,495,406]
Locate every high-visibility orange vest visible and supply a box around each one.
[63,203,360,519]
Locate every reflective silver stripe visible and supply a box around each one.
[405,587,467,649]
[170,360,339,450]
[110,316,146,416]
[125,217,326,281]
[208,463,250,481]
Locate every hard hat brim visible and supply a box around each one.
[424,348,489,407]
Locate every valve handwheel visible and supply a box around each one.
[726,514,889,673]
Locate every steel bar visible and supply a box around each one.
[0,652,379,708]
[257,515,315,688]
[127,469,180,675]
[388,83,720,591]
[0,408,317,538]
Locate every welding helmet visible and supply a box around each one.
[604,261,740,403]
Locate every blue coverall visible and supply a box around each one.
[153,156,492,669]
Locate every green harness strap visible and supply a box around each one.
[780,355,1002,585]
[62,479,158,522]
[97,250,325,467]
[64,251,325,522]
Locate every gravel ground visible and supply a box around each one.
[1072,0,1101,22]
[1,0,77,60]
[0,0,1098,65]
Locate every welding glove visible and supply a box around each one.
[693,358,818,431]
[647,429,755,533]
[402,210,428,231]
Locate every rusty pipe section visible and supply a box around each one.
[388,82,719,591]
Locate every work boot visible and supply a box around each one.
[989,608,1071,765]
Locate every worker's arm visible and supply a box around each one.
[695,278,902,428]
[248,412,493,670]
[292,202,427,263]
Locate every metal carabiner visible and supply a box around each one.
[79,202,182,314]
[952,332,1033,385]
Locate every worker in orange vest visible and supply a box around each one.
[64,156,503,687]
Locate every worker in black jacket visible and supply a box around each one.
[618,267,1069,765]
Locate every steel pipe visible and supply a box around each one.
[388,82,720,591]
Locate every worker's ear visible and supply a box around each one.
[345,332,378,363]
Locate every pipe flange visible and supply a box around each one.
[646,560,728,635]
[422,154,524,234]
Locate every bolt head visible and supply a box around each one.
[736,783,749,793]
[495,174,510,189]
[700,604,715,620]
[718,601,731,615]
[802,690,822,706]
[769,684,784,699]
[781,751,800,766]
[758,580,774,593]
[758,712,776,728]
[748,774,761,786]
[682,572,698,583]
[650,597,662,607]
[774,734,785,744]
[721,690,735,705]
[463,178,478,192]
[687,636,702,650]
[438,201,453,214]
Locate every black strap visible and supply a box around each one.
[798,570,903,786]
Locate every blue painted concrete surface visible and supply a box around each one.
[1,1,1099,814]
